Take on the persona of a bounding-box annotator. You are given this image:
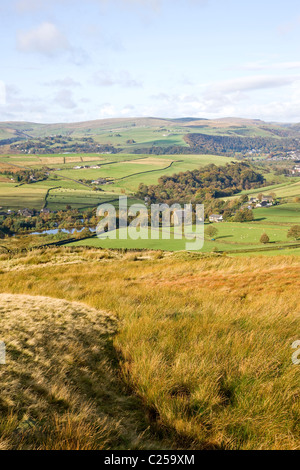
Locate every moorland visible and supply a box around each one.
[0,116,299,450]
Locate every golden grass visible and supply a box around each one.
[38,157,64,164]
[0,292,167,450]
[0,248,299,449]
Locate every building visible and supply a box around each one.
[209,214,223,223]
[91,178,108,185]
[250,196,274,208]
[261,196,274,204]
[18,208,34,217]
[40,208,51,214]
[291,166,300,175]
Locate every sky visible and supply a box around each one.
[1,0,300,123]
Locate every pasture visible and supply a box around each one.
[225,178,300,203]
[70,202,300,255]
[0,184,49,211]
[0,153,234,210]
[47,188,141,211]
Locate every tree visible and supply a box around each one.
[205,225,218,239]
[239,194,249,204]
[260,233,270,244]
[80,227,92,239]
[234,209,254,222]
[287,225,300,240]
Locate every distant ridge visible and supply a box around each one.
[0,116,299,151]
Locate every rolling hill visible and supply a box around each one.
[1,116,299,148]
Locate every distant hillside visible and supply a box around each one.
[1,116,300,155]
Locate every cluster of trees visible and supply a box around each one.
[10,136,120,154]
[0,207,98,237]
[136,163,265,205]
[133,145,195,155]
[184,133,300,157]
[4,169,49,184]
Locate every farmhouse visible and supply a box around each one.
[261,196,274,204]
[255,196,274,207]
[291,166,300,175]
[249,196,274,208]
[18,208,34,217]
[91,178,108,185]
[209,214,223,223]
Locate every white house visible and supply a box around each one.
[209,214,223,223]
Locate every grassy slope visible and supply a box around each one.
[0,184,49,211]
[0,117,293,146]
[224,178,300,202]
[0,248,299,450]
[0,291,170,450]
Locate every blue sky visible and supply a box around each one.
[1,0,300,123]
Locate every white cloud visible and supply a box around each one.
[44,77,81,88]
[53,89,77,109]
[98,103,117,117]
[93,70,143,87]
[17,22,70,56]
[206,75,300,95]
[0,81,6,105]
[147,75,300,122]
[242,61,300,71]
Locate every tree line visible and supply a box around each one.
[136,162,265,205]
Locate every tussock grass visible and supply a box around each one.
[0,249,299,449]
[0,293,166,450]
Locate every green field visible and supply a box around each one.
[0,184,49,211]
[254,203,300,224]
[2,148,300,257]
[105,154,235,192]
[47,188,141,211]
[225,178,300,203]
[0,152,234,210]
[69,202,300,254]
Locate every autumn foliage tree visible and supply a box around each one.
[287,225,300,240]
[260,233,270,244]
